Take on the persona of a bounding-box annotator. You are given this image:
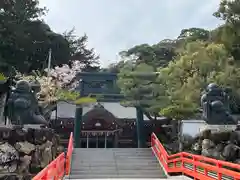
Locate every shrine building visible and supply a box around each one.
[51,72,169,148]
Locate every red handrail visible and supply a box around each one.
[33,132,74,180]
[66,132,74,175]
[151,133,240,180]
[32,152,65,180]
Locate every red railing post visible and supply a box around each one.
[180,153,183,170]
[44,169,49,180]
[204,164,208,176]
[217,161,222,180]
[41,174,47,180]
[54,158,58,180]
[193,156,196,173]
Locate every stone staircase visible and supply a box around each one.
[64,148,167,179]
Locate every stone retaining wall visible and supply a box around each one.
[0,125,63,180]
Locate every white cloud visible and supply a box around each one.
[39,0,222,67]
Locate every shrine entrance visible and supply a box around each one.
[74,72,145,148]
[80,130,121,148]
[80,103,122,148]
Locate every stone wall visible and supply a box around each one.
[171,129,240,165]
[0,125,64,180]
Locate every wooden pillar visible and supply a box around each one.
[114,132,118,148]
[86,133,89,148]
[104,132,107,148]
[136,107,144,148]
[74,107,82,148]
[96,135,98,148]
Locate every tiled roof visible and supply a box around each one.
[51,102,149,120]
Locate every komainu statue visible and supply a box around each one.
[201,83,236,125]
[7,80,48,125]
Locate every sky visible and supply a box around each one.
[39,0,222,67]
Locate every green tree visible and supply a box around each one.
[157,41,239,119]
[0,0,70,73]
[178,28,210,42]
[0,0,100,73]
[102,60,126,73]
[213,0,240,61]
[120,39,177,68]
[64,30,100,72]
[116,0,240,120]
[117,62,168,118]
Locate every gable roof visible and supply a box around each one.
[51,102,150,120]
[82,102,149,120]
[82,105,121,126]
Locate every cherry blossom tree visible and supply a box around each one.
[46,60,84,90]
[16,60,96,104]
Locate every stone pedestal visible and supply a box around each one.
[199,124,237,133]
[181,120,237,137]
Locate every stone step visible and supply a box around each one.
[72,158,158,162]
[73,155,153,158]
[74,153,154,155]
[74,159,158,163]
[72,152,152,156]
[70,169,162,175]
[65,174,165,179]
[73,148,150,150]
[69,148,166,179]
[73,155,156,158]
[115,158,158,161]
[73,154,153,157]
[122,155,154,157]
[71,166,118,170]
[71,166,161,171]
[75,157,154,161]
[72,162,159,166]
[72,162,159,167]
[72,153,154,157]
[75,154,153,157]
[73,149,152,152]
[115,155,154,157]
[74,160,156,163]
[70,171,118,175]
